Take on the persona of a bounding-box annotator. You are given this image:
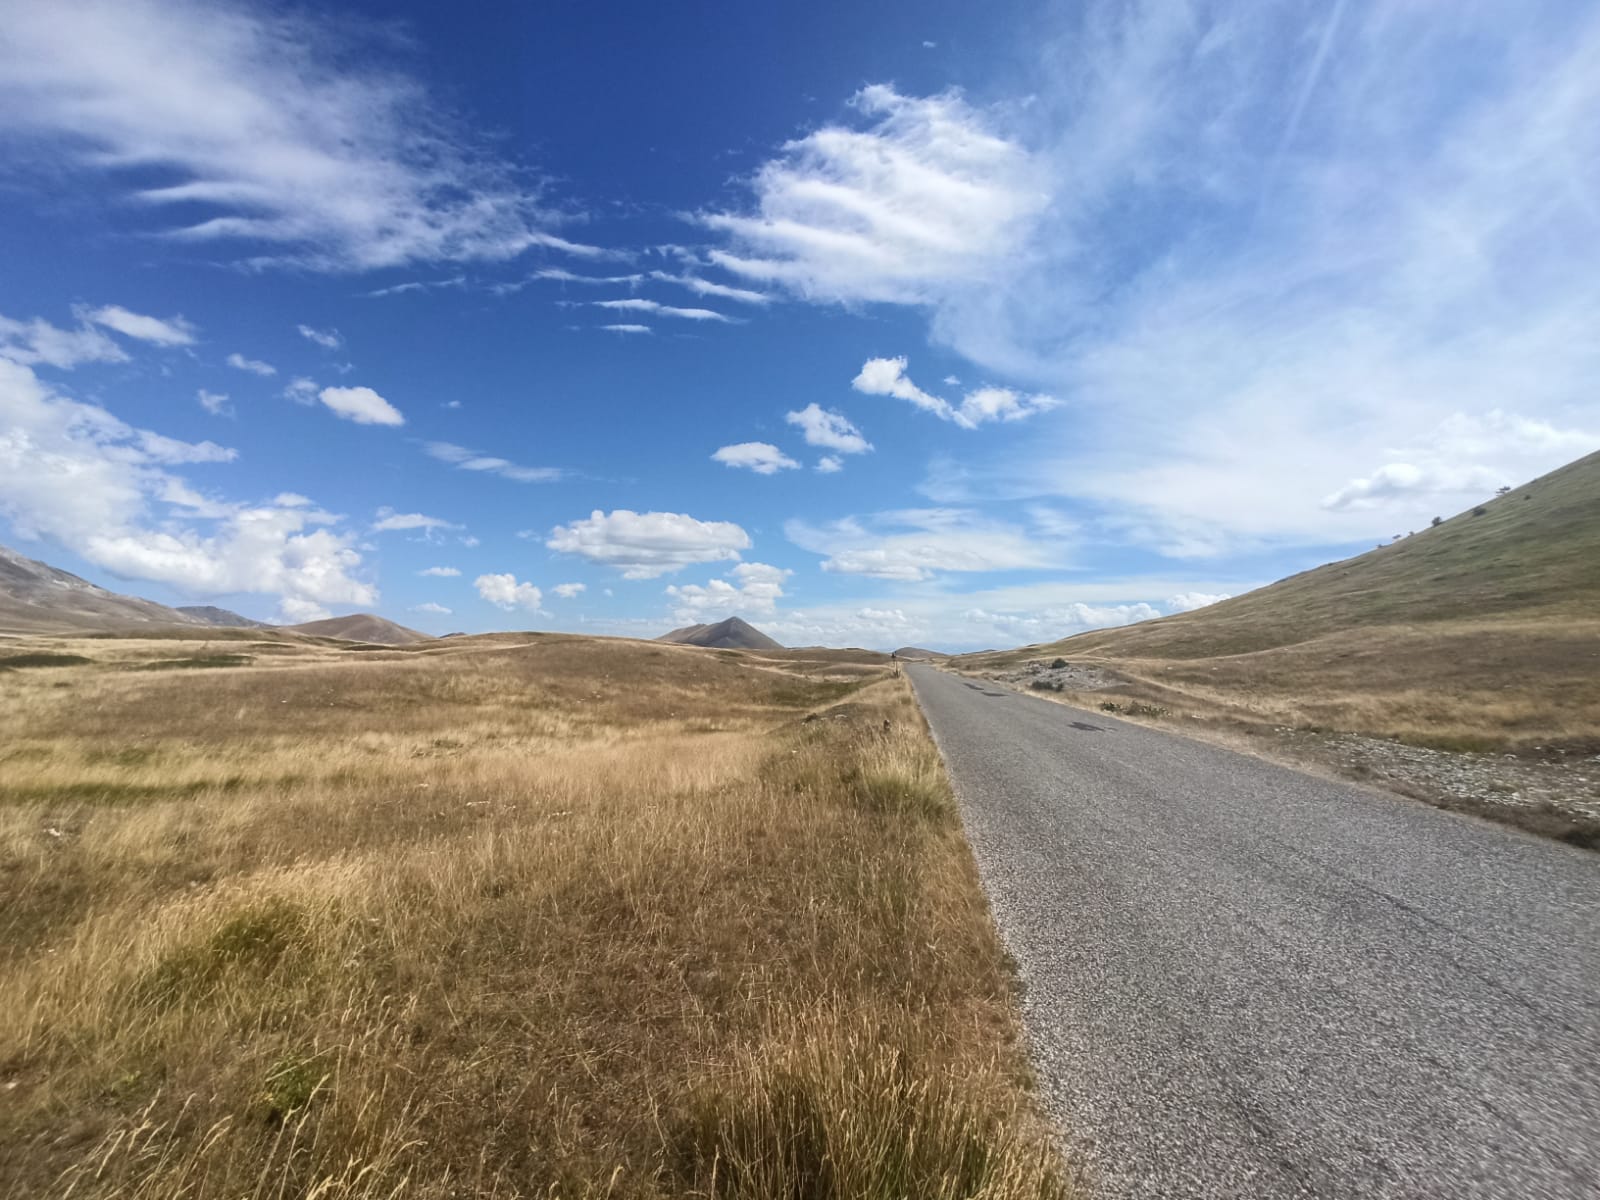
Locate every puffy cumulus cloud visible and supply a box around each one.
[547,509,751,579]
[298,325,342,350]
[786,403,871,455]
[0,357,373,614]
[667,562,790,618]
[197,388,232,416]
[411,601,451,614]
[371,508,459,533]
[0,1,587,271]
[84,305,195,346]
[278,596,331,623]
[1166,592,1230,614]
[418,565,460,577]
[226,352,275,377]
[474,573,544,612]
[704,85,1047,306]
[711,442,799,475]
[815,455,844,474]
[786,508,1062,582]
[852,357,1056,428]
[424,441,562,483]
[318,385,403,426]
[0,312,127,369]
[551,582,586,599]
[592,298,731,322]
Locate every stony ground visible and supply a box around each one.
[1282,728,1600,826]
[994,659,1121,693]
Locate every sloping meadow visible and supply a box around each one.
[0,633,1071,1199]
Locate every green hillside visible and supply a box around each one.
[1021,449,1598,662]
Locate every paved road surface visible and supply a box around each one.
[906,664,1600,1199]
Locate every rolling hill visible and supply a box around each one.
[656,616,783,650]
[176,605,269,628]
[958,449,1600,752]
[0,544,204,634]
[284,614,430,645]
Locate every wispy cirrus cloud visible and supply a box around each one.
[0,0,596,271]
[592,298,731,322]
[424,441,563,483]
[712,4,1600,558]
[786,507,1064,582]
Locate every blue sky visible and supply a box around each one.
[1,0,1596,651]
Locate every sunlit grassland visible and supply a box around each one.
[0,632,1070,1199]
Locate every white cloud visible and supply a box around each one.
[419,565,461,577]
[712,442,800,475]
[372,508,458,533]
[0,312,127,369]
[298,325,343,350]
[547,509,751,579]
[226,352,275,376]
[593,298,731,322]
[0,357,373,613]
[786,508,1064,582]
[647,272,771,305]
[283,377,318,405]
[1321,463,1501,512]
[318,385,403,426]
[424,441,562,483]
[475,572,544,612]
[551,582,586,599]
[704,85,1047,306]
[85,305,195,346]
[667,561,790,619]
[816,455,844,474]
[278,596,331,623]
[411,601,451,614]
[786,403,871,454]
[602,324,652,334]
[197,388,232,416]
[0,0,584,271]
[852,357,1056,428]
[1166,592,1230,614]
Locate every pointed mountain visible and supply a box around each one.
[284,613,430,645]
[656,616,783,650]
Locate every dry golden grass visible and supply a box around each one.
[967,617,1600,755]
[0,632,1069,1199]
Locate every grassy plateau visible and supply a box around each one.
[0,631,1069,1199]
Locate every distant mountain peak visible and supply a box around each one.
[656,616,783,650]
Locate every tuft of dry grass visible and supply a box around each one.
[0,633,1070,1199]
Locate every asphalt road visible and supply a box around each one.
[905,664,1600,1200]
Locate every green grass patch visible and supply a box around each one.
[136,899,311,1008]
[675,1034,1068,1200]
[133,654,253,671]
[0,652,93,668]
